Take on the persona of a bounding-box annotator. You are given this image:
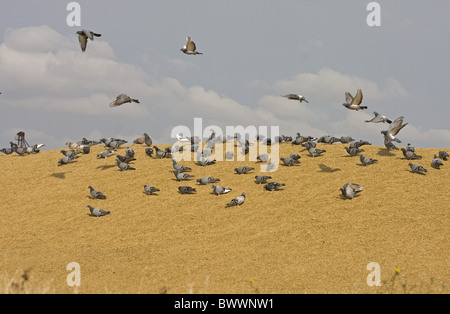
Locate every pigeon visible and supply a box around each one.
[342,89,367,110]
[257,154,269,163]
[226,192,246,207]
[264,182,286,191]
[280,157,300,166]
[406,143,415,152]
[144,133,153,146]
[234,166,254,174]
[178,186,196,194]
[145,147,154,157]
[197,177,220,185]
[144,185,160,195]
[133,137,145,144]
[302,140,317,150]
[438,151,449,161]
[255,175,272,184]
[265,162,277,172]
[125,147,135,158]
[87,205,110,217]
[290,153,301,161]
[97,149,116,159]
[76,29,101,52]
[79,138,101,146]
[172,159,192,172]
[82,146,90,154]
[61,150,81,158]
[338,136,355,144]
[58,156,75,166]
[116,154,136,164]
[66,142,84,151]
[360,154,378,166]
[211,185,232,196]
[349,140,372,149]
[180,36,203,55]
[365,112,392,124]
[340,183,364,199]
[14,146,29,156]
[345,146,365,157]
[88,186,106,199]
[116,159,136,171]
[308,147,326,157]
[171,171,194,181]
[401,148,422,160]
[196,152,216,166]
[381,116,408,144]
[109,94,140,107]
[409,163,427,174]
[176,133,190,143]
[318,135,339,144]
[225,151,234,160]
[385,141,399,151]
[431,155,444,169]
[282,94,309,103]
[154,146,172,158]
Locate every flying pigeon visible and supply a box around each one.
[255,175,272,184]
[401,148,422,160]
[340,183,364,199]
[282,94,309,103]
[234,166,254,174]
[197,177,220,185]
[431,155,444,169]
[438,151,449,161]
[345,146,365,157]
[109,94,140,107]
[178,186,196,194]
[365,112,392,124]
[171,171,194,181]
[87,205,110,217]
[342,89,367,110]
[116,159,136,171]
[180,36,203,55]
[226,192,246,207]
[211,185,232,196]
[263,182,286,191]
[144,133,153,146]
[88,186,106,199]
[381,116,408,144]
[144,185,160,195]
[409,163,427,174]
[359,154,378,166]
[76,29,101,52]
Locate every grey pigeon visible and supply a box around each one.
[171,171,194,181]
[302,140,317,150]
[318,135,339,144]
[255,175,272,184]
[438,151,449,161]
[197,177,220,185]
[154,146,172,158]
[108,140,126,149]
[82,146,90,154]
[349,140,371,149]
[116,159,136,171]
[87,205,110,217]
[144,185,160,195]
[145,148,154,157]
[290,153,301,161]
[172,159,192,172]
[282,94,309,103]
[342,89,367,110]
[265,162,277,172]
[308,147,326,157]
[409,163,427,174]
[345,146,364,157]
[178,186,196,194]
[340,183,364,199]
[263,182,286,191]
[80,138,101,146]
[431,155,444,169]
[257,154,269,163]
[234,166,254,174]
[365,112,392,124]
[406,143,415,152]
[116,154,136,163]
[196,152,215,166]
[280,157,300,166]
[225,151,234,160]
[338,136,355,144]
[211,185,232,196]
[385,141,399,151]
[180,36,203,55]
[109,94,140,107]
[143,133,152,146]
[381,116,408,144]
[88,186,106,199]
[360,154,378,166]
[226,192,246,207]
[61,150,81,158]
[76,29,101,52]
[97,149,116,159]
[58,155,75,166]
[401,148,422,160]
[125,147,135,158]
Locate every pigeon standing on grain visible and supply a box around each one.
[61,150,81,158]
[87,205,110,217]
[338,136,355,144]
[342,89,367,111]
[264,182,286,191]
[154,146,172,158]
[345,146,365,157]
[88,186,106,199]
[234,166,254,174]
[109,94,140,107]
[196,152,215,166]
[438,151,449,161]
[385,141,399,151]
[360,154,378,166]
[365,112,392,124]
[66,142,84,151]
[116,159,136,171]
[171,171,194,181]
[280,157,300,166]
[145,147,154,157]
[178,186,196,194]
[144,133,153,146]
[431,155,444,169]
[116,154,136,163]
[76,29,101,52]
[172,159,192,172]
[282,94,309,103]
[308,147,326,157]
[255,175,272,184]
[58,155,75,166]
[144,185,160,195]
[340,183,364,199]
[180,36,203,55]
[409,163,427,174]
[349,140,372,149]
[226,192,246,207]
[401,148,422,160]
[125,147,135,158]
[257,154,269,163]
[197,177,220,185]
[97,149,116,159]
[211,185,232,196]
[406,143,415,152]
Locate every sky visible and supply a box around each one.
[1,0,450,150]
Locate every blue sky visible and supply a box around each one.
[1,1,449,149]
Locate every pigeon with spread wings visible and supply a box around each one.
[180,37,203,55]
[343,89,367,111]
[76,29,101,52]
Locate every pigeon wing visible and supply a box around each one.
[345,92,353,104]
[352,89,363,105]
[78,34,87,52]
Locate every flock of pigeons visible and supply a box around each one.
[1,31,449,216]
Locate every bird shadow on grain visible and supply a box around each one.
[377,148,396,157]
[143,192,159,196]
[96,164,117,171]
[51,172,69,179]
[317,164,341,173]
